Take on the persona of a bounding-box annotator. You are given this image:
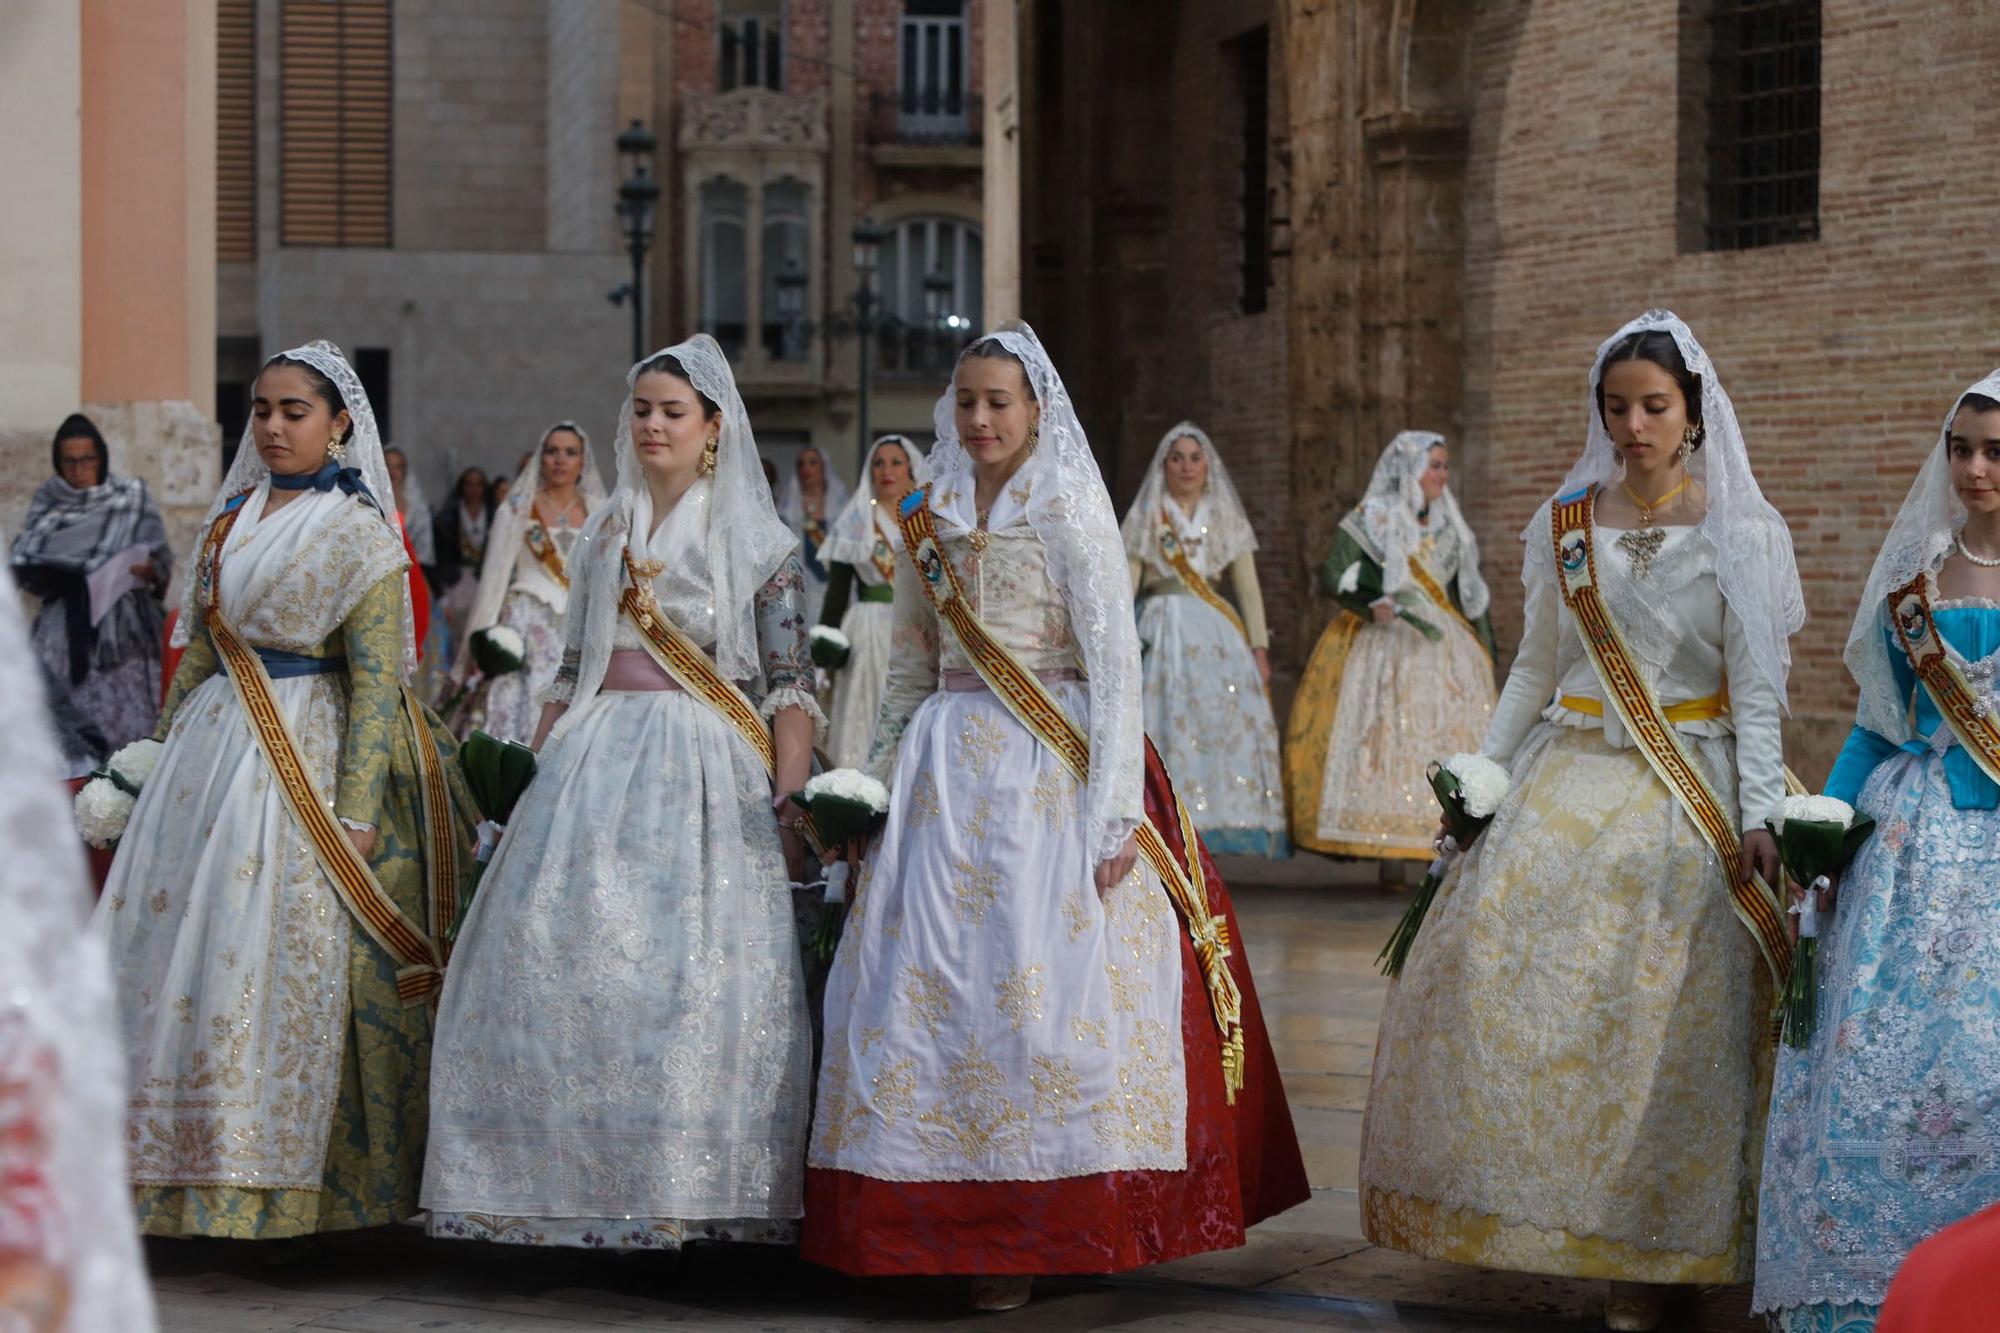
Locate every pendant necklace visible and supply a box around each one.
[1613,475,1689,579]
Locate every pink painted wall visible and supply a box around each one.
[80,0,191,403]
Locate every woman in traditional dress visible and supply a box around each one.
[93,341,477,1240]
[1358,311,1800,1332]
[1283,431,1494,874]
[384,447,438,582]
[10,414,174,775]
[1121,422,1288,857]
[423,335,816,1252]
[803,324,1308,1310]
[817,434,927,770]
[1752,375,2000,1333]
[432,467,491,643]
[777,444,850,626]
[451,423,607,744]
[384,446,452,698]
[0,564,156,1330]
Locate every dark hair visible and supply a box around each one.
[454,468,488,503]
[1595,330,1704,447]
[1958,392,2000,415]
[958,337,1039,402]
[261,353,354,444]
[51,412,110,480]
[635,353,721,418]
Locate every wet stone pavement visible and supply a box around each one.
[148,856,1761,1332]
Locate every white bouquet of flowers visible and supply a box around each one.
[1377,752,1512,977]
[73,738,165,849]
[469,624,527,677]
[789,768,891,960]
[1767,793,1876,1048]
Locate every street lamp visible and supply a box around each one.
[849,220,889,456]
[923,268,954,356]
[609,119,659,365]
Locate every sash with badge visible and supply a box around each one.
[1889,572,2000,785]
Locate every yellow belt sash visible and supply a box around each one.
[900,490,1246,1100]
[1551,489,1789,993]
[1890,572,2000,786]
[1556,690,1727,724]
[197,499,456,1004]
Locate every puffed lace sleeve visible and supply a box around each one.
[755,551,826,741]
[1722,597,1786,831]
[1480,572,1560,767]
[864,557,940,780]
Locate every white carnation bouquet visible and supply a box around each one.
[1766,793,1876,1048]
[73,738,165,849]
[809,624,852,670]
[1377,751,1511,978]
[469,624,526,676]
[787,768,891,959]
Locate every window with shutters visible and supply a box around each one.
[700,178,751,359]
[217,0,256,261]
[279,0,392,248]
[719,0,785,92]
[899,1,969,141]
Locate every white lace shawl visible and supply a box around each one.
[927,323,1144,863]
[1521,309,1804,709]
[0,565,158,1331]
[775,444,852,541]
[460,423,609,656]
[171,339,415,674]
[551,336,799,738]
[1345,429,1490,619]
[820,435,929,568]
[1845,369,2000,743]
[1119,420,1259,580]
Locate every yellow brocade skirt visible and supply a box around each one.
[1358,724,1772,1282]
[1283,611,1494,859]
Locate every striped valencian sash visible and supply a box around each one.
[1157,512,1251,645]
[898,488,1247,1100]
[524,518,570,589]
[197,498,450,1004]
[1405,553,1491,660]
[1550,488,1790,992]
[618,551,776,774]
[1891,572,2000,786]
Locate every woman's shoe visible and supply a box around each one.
[969,1276,1033,1311]
[1604,1281,1663,1331]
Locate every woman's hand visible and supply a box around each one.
[1370,600,1397,625]
[128,559,157,583]
[1253,647,1271,686]
[1095,833,1139,894]
[1739,828,1781,890]
[1784,868,1839,942]
[344,824,378,862]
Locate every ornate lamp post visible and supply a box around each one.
[609,119,659,365]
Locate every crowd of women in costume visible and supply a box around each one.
[9,306,1998,1332]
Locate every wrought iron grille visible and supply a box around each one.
[1705,0,1821,251]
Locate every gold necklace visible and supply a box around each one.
[969,503,992,553]
[1620,475,1690,529]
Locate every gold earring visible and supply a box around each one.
[1680,422,1702,460]
[1025,422,1040,456]
[700,435,719,475]
[1612,446,1624,466]
[327,434,346,460]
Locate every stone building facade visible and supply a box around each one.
[1010,0,2000,782]
[220,0,985,501]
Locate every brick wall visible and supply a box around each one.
[1456,0,2000,783]
[393,0,548,251]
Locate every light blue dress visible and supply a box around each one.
[1753,599,2000,1333]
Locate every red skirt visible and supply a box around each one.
[801,740,1309,1276]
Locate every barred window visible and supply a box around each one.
[1703,0,1820,251]
[279,0,392,248]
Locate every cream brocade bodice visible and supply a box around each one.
[866,529,1082,777]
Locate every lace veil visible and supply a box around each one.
[821,434,929,567]
[0,565,158,1330]
[929,322,1143,862]
[1119,421,1259,580]
[1845,369,2000,742]
[170,340,414,674]
[776,444,852,537]
[1522,309,1804,708]
[557,336,798,726]
[1348,429,1490,619]
[461,422,609,648]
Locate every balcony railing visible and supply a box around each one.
[865,90,982,148]
[875,321,976,380]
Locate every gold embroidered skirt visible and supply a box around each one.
[1358,724,1772,1282]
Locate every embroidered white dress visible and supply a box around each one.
[422,483,817,1250]
[93,488,412,1207]
[824,518,903,771]
[460,498,579,744]
[811,483,1187,1187]
[1360,515,1785,1283]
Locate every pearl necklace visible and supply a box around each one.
[1957,535,2000,568]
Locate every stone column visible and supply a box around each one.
[982,0,1022,325]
